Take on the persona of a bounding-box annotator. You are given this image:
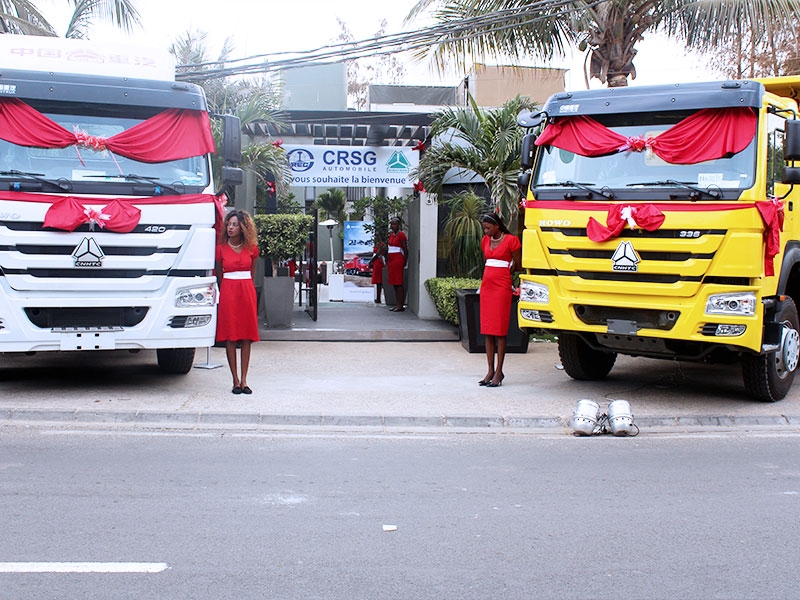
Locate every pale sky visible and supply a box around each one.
[46,0,715,90]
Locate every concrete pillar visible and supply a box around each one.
[413,191,439,319]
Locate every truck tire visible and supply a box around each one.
[157,348,196,375]
[558,333,617,380]
[742,297,800,402]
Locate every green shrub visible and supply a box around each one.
[253,213,313,272]
[425,277,482,327]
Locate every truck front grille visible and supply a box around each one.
[24,307,148,329]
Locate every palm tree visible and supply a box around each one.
[413,94,537,222]
[314,188,347,223]
[443,188,488,278]
[0,0,140,38]
[407,0,800,87]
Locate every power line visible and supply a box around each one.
[175,0,597,81]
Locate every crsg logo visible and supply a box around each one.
[322,149,377,166]
[287,148,314,172]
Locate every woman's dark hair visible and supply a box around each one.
[481,212,511,235]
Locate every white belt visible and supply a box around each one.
[388,247,404,254]
[485,259,510,268]
[223,271,251,280]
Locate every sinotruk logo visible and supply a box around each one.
[385,151,410,173]
[611,241,639,272]
[287,148,314,172]
[72,237,104,267]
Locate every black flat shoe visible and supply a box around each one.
[232,386,242,395]
[241,386,252,395]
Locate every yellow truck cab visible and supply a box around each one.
[517,77,800,401]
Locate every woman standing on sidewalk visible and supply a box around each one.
[386,217,408,312]
[216,210,260,395]
[478,212,521,388]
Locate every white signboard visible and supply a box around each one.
[286,144,418,188]
[0,36,175,81]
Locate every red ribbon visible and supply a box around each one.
[412,140,426,152]
[756,198,784,277]
[413,180,426,193]
[586,204,666,242]
[43,197,141,232]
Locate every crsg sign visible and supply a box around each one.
[286,144,418,188]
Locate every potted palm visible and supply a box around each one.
[253,213,313,328]
[415,95,537,352]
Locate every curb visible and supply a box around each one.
[3,409,800,433]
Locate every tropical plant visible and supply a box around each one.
[407,0,800,87]
[443,188,489,278]
[413,94,536,222]
[0,0,140,38]
[253,213,313,273]
[170,30,290,209]
[314,188,347,222]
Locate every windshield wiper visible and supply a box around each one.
[626,180,721,199]
[534,180,614,200]
[0,170,72,192]
[85,173,182,195]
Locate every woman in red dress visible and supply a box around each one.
[386,217,408,312]
[216,210,260,395]
[369,241,386,304]
[479,212,522,388]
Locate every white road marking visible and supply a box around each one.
[0,562,169,573]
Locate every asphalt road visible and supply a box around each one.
[1,429,798,599]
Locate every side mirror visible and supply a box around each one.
[517,170,532,198]
[221,165,243,186]
[517,110,546,129]
[220,114,242,166]
[520,133,537,170]
[785,119,800,162]
[783,166,800,185]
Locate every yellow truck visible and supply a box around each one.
[516,77,800,401]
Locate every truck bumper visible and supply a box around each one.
[0,276,218,352]
[517,275,763,354]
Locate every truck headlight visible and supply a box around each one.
[176,284,216,308]
[705,292,756,316]
[519,280,549,304]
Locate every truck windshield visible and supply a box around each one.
[0,111,209,192]
[533,112,756,194]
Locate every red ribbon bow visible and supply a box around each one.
[271,139,283,148]
[412,140,426,152]
[413,180,426,193]
[74,130,109,152]
[586,204,666,242]
[43,197,141,233]
[622,135,652,153]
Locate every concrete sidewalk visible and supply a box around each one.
[2,329,800,434]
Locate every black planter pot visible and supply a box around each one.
[455,288,529,354]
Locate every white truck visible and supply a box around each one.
[0,37,242,373]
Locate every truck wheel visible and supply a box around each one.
[558,333,617,380]
[157,348,196,375]
[742,297,800,402]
